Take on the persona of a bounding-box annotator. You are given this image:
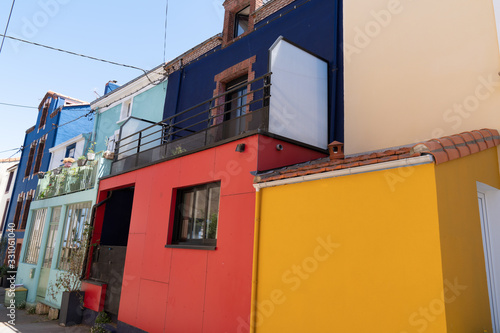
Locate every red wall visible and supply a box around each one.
[95,134,324,332]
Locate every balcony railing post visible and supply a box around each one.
[263,74,271,107]
[137,132,142,154]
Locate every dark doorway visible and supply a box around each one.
[91,187,134,315]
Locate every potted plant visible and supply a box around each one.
[48,223,92,327]
[63,157,75,168]
[87,142,96,161]
[103,137,115,160]
[77,156,87,167]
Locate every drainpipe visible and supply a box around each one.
[250,187,263,333]
[80,190,113,280]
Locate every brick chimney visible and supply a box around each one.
[222,0,261,47]
[328,141,344,160]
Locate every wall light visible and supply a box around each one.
[235,143,246,152]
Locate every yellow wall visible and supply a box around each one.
[254,163,449,332]
[434,148,500,333]
[343,0,500,154]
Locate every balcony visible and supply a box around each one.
[111,38,330,175]
[36,155,102,200]
[111,73,272,175]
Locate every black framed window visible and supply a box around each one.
[234,6,250,38]
[33,139,45,174]
[65,143,76,158]
[171,182,221,248]
[24,143,36,178]
[5,171,13,193]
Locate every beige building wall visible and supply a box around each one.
[343,0,500,154]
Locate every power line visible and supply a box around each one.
[0,0,16,56]
[0,102,37,109]
[7,148,21,158]
[0,148,19,154]
[0,33,165,85]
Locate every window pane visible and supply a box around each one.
[42,207,61,268]
[234,6,250,38]
[206,186,220,240]
[58,202,92,271]
[173,182,220,247]
[24,208,48,264]
[193,188,207,240]
[180,191,194,241]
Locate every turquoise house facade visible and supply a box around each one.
[16,66,168,308]
[16,153,107,306]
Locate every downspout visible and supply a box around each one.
[250,187,263,333]
[80,190,113,280]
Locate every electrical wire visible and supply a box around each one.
[163,0,169,64]
[0,0,16,56]
[0,148,20,154]
[0,33,166,85]
[0,102,37,109]
[7,148,21,158]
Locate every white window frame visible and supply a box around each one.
[119,99,133,122]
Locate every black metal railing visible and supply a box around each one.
[111,72,271,175]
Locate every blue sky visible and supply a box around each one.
[0,0,224,158]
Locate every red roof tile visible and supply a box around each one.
[254,128,500,184]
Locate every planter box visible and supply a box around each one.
[103,151,115,160]
[77,159,87,167]
[59,291,85,327]
[4,287,27,307]
[87,153,95,161]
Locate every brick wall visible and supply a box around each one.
[164,36,223,75]
[222,0,257,47]
[254,0,295,23]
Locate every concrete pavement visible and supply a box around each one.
[0,287,91,332]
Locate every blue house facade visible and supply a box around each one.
[2,91,93,267]
[163,0,343,144]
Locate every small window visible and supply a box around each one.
[39,100,50,129]
[5,171,13,193]
[120,99,132,121]
[234,6,250,38]
[65,143,76,158]
[33,138,46,174]
[171,182,221,248]
[12,198,23,229]
[24,143,36,178]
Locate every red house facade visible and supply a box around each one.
[90,135,324,332]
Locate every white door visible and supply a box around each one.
[478,189,500,333]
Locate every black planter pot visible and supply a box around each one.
[59,291,85,327]
[2,273,13,288]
